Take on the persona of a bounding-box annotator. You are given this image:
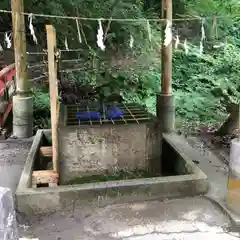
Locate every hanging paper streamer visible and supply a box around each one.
[76,18,82,44]
[64,37,69,51]
[213,42,224,49]
[201,19,206,41]
[199,41,204,55]
[97,19,105,51]
[129,35,134,48]
[147,20,151,42]
[212,16,218,39]
[184,39,188,55]
[164,20,172,47]
[28,14,38,44]
[175,35,180,49]
[199,18,205,54]
[224,38,228,53]
[5,32,11,49]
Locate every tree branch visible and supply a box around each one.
[103,0,121,42]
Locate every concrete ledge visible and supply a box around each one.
[15,130,209,215]
[204,196,240,227]
[164,134,240,226]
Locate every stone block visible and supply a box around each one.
[0,187,19,240]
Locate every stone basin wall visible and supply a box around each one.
[59,122,161,184]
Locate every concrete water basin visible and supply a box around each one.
[15,127,208,215]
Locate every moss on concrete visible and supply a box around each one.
[65,169,159,185]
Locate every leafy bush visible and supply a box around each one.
[32,87,51,132]
[1,0,240,131]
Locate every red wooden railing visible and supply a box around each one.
[0,63,15,128]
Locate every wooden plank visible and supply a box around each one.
[32,170,59,188]
[32,170,58,177]
[39,146,52,157]
[46,25,60,174]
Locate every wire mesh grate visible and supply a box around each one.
[66,102,153,126]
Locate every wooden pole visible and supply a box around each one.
[161,0,172,94]
[11,0,28,94]
[46,25,60,174]
[11,0,33,138]
[156,0,174,132]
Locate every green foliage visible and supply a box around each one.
[1,0,240,130]
[32,87,51,132]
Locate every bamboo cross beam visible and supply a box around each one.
[46,25,60,174]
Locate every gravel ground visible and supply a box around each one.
[0,138,33,191]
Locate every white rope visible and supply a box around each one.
[97,19,105,51]
[28,13,38,44]
[0,9,205,22]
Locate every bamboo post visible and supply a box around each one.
[46,25,60,174]
[161,0,172,94]
[11,0,28,93]
[156,0,175,132]
[11,0,33,138]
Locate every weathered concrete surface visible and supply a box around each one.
[165,134,228,202]
[0,139,32,192]
[13,96,33,139]
[59,122,161,183]
[16,173,208,215]
[0,187,19,240]
[185,135,240,225]
[0,133,239,238]
[18,197,240,239]
[16,131,208,215]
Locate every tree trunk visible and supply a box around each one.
[216,104,239,136]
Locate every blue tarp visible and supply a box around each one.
[76,107,124,121]
[107,107,124,119]
[76,111,102,121]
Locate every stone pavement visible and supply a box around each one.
[185,136,229,202]
[18,197,240,239]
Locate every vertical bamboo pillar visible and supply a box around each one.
[46,25,60,174]
[11,0,33,138]
[156,0,175,132]
[161,0,172,94]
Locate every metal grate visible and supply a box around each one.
[66,102,153,126]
